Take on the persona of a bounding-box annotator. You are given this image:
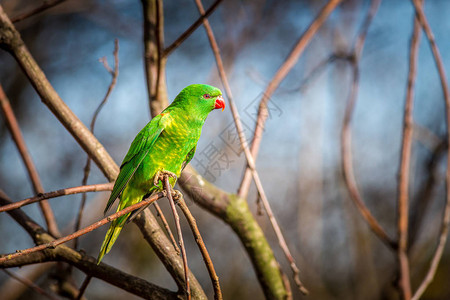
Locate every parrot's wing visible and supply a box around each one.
[127,143,196,223]
[124,191,156,224]
[104,113,170,214]
[181,145,196,171]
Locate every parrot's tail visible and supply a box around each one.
[97,214,129,264]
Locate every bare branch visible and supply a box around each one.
[409,139,446,246]
[163,0,223,57]
[2,269,59,300]
[0,84,60,237]
[0,183,113,213]
[91,39,119,133]
[238,0,343,199]
[153,203,180,254]
[75,275,91,300]
[134,208,207,299]
[0,263,56,300]
[11,0,67,23]
[0,191,164,263]
[194,0,308,294]
[163,177,190,299]
[178,196,222,300]
[75,38,119,248]
[142,0,168,117]
[0,192,179,300]
[179,167,291,299]
[1,250,179,300]
[396,1,422,298]
[340,0,397,249]
[410,0,450,298]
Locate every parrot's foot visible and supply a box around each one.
[171,190,183,203]
[153,170,178,187]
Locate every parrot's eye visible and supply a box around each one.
[203,94,211,99]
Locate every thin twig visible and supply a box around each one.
[409,139,446,246]
[75,39,119,249]
[238,0,343,199]
[248,53,353,96]
[340,0,397,250]
[2,269,59,300]
[282,53,352,94]
[163,176,190,300]
[178,196,222,300]
[410,0,450,298]
[194,0,310,294]
[75,275,91,300]
[397,2,422,298]
[0,192,165,263]
[0,84,60,238]
[163,0,223,57]
[0,183,113,213]
[92,39,119,135]
[11,0,67,23]
[153,204,180,254]
[0,263,56,300]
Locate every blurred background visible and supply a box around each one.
[1,0,450,299]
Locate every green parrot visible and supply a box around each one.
[97,84,225,263]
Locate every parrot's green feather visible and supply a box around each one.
[104,114,167,214]
[97,84,223,264]
[181,146,196,171]
[97,217,124,263]
[98,187,142,263]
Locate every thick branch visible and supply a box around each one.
[142,0,168,117]
[0,191,180,299]
[58,248,179,300]
[0,191,165,263]
[2,247,180,300]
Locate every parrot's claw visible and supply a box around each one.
[153,170,178,187]
[171,190,183,203]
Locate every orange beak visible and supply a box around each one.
[214,95,225,111]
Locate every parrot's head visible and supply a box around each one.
[172,84,225,120]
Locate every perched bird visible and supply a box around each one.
[97,84,225,263]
